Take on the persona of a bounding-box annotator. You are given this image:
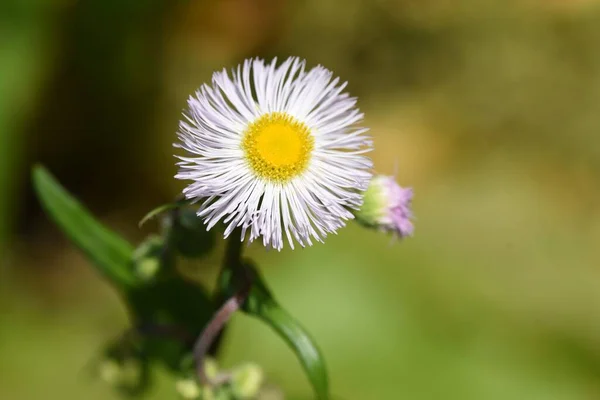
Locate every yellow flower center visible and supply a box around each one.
[242,112,313,182]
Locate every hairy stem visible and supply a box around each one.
[193,288,249,385]
[194,229,249,385]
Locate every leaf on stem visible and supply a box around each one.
[226,261,330,400]
[138,198,193,228]
[32,164,137,289]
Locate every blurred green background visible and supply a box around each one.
[3,0,600,398]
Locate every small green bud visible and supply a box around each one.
[98,359,122,385]
[230,363,264,399]
[132,235,165,281]
[175,378,202,399]
[136,257,160,280]
[204,358,220,381]
[97,354,148,396]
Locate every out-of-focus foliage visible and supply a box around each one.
[32,166,137,289]
[0,0,58,259]
[3,0,600,399]
[31,165,329,399]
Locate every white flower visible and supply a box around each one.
[175,57,373,250]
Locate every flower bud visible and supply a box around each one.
[175,378,202,399]
[203,358,220,381]
[355,175,414,237]
[98,359,121,385]
[97,355,148,396]
[230,363,264,399]
[132,235,165,281]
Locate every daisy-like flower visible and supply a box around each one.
[354,175,414,238]
[175,57,373,250]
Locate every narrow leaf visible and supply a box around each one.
[32,165,137,289]
[138,198,193,227]
[239,262,330,400]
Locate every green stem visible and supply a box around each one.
[215,228,246,303]
[224,229,244,270]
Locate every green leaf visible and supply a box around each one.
[32,165,137,289]
[138,198,192,227]
[233,262,330,400]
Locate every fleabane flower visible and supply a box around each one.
[175,57,373,250]
[355,175,414,238]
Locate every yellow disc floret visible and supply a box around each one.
[242,112,313,182]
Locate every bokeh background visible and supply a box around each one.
[3,0,600,398]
